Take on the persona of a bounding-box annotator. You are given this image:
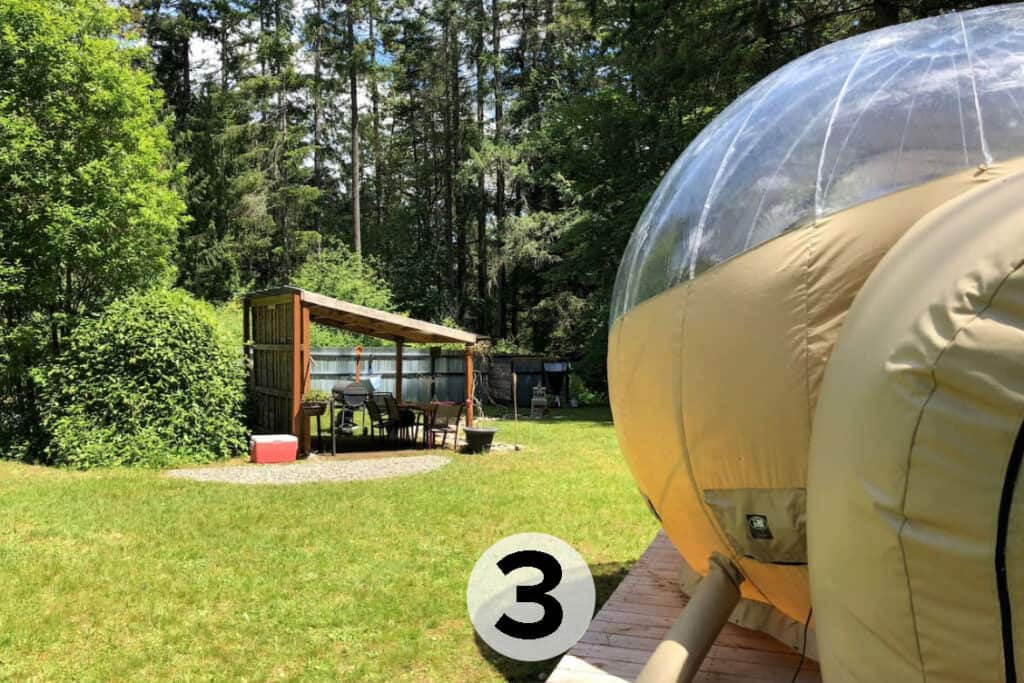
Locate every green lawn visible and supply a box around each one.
[0,407,657,681]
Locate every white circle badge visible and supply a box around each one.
[466,532,596,662]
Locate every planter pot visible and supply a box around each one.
[463,427,497,454]
[301,402,328,417]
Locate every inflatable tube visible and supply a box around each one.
[808,169,1024,682]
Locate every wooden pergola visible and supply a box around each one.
[242,287,480,447]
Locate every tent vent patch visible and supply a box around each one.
[746,514,773,540]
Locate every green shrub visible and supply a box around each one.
[36,289,247,468]
[0,0,185,458]
[291,243,396,347]
[302,389,331,403]
[569,373,606,406]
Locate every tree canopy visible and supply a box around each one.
[1,0,1002,460]
[0,0,185,456]
[125,0,996,389]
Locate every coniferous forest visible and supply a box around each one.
[0,0,998,459]
[132,0,996,373]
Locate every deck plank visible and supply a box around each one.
[551,532,820,683]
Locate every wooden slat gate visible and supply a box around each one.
[245,292,305,435]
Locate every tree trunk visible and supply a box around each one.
[369,7,384,232]
[259,0,267,123]
[492,0,506,338]
[442,1,457,299]
[873,0,900,28]
[275,0,288,268]
[348,3,362,255]
[452,15,466,323]
[312,0,324,235]
[219,18,229,92]
[475,0,488,333]
[181,24,191,118]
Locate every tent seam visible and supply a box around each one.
[673,279,772,602]
[804,220,815,443]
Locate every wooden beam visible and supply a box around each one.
[243,292,293,307]
[465,344,474,427]
[395,340,404,404]
[300,289,478,344]
[244,287,480,345]
[291,291,303,443]
[301,303,312,454]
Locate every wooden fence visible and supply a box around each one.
[248,293,298,434]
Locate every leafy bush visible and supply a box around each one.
[35,289,247,468]
[302,389,331,403]
[569,374,607,406]
[291,243,396,347]
[0,0,184,457]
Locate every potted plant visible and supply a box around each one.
[463,425,498,454]
[300,389,330,417]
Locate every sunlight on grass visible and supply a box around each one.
[0,407,657,681]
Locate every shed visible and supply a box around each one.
[241,287,480,446]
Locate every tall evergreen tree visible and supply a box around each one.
[126,0,1000,384]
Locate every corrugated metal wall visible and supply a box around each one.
[309,348,571,406]
[310,347,468,404]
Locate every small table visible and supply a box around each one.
[400,401,442,447]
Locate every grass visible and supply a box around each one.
[0,407,657,681]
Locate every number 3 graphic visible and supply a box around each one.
[467,532,595,661]
[494,550,564,640]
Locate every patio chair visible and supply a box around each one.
[530,384,548,418]
[366,394,399,440]
[381,393,418,443]
[428,402,464,451]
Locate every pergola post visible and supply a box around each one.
[291,290,303,443]
[300,303,311,454]
[395,340,404,404]
[465,344,474,427]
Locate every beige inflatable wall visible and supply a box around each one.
[608,158,1024,655]
[808,169,1024,682]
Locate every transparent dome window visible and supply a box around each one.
[611,5,1024,324]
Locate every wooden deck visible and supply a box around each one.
[550,533,821,683]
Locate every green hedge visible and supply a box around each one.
[36,289,247,468]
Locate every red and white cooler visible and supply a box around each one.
[249,434,298,464]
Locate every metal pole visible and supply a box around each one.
[465,344,474,427]
[512,372,519,451]
[395,340,404,404]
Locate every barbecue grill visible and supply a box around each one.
[332,378,376,435]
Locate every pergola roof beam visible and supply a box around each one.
[244,286,479,346]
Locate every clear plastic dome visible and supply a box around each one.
[611,5,1024,323]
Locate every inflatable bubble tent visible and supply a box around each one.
[611,4,1024,322]
[608,6,1024,682]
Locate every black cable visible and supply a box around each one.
[791,606,813,683]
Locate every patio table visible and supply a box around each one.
[400,401,448,447]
